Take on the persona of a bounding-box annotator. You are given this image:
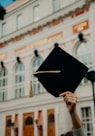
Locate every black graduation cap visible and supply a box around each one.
[34,44,89,97]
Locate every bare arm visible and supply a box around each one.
[70,108,83,129]
[60,91,83,129]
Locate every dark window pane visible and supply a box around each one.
[7,119,11,127]
[48,114,55,123]
[25,117,33,125]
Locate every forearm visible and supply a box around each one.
[70,108,83,129]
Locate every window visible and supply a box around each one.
[76,41,93,68]
[48,114,55,123]
[0,67,8,101]
[25,117,33,125]
[32,56,45,94]
[33,5,40,22]
[52,0,60,12]
[2,22,7,36]
[81,107,93,136]
[7,119,12,127]
[74,40,93,85]
[15,62,25,98]
[16,14,23,29]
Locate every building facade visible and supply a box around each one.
[0,0,95,136]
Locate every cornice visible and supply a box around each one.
[0,0,93,45]
[0,95,92,113]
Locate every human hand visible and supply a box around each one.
[59,91,77,114]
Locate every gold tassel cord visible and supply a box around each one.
[34,70,61,75]
[29,81,33,97]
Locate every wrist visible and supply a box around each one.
[70,107,77,115]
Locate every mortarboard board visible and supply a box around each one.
[34,44,89,97]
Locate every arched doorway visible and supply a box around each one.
[23,112,34,136]
[47,109,55,136]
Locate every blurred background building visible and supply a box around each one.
[0,0,95,136]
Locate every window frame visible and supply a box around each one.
[33,5,40,22]
[15,62,25,98]
[2,21,7,37]
[0,67,8,101]
[16,13,23,30]
[73,39,93,85]
[32,56,45,95]
[52,0,60,12]
[81,107,93,136]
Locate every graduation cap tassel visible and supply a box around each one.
[29,81,33,97]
